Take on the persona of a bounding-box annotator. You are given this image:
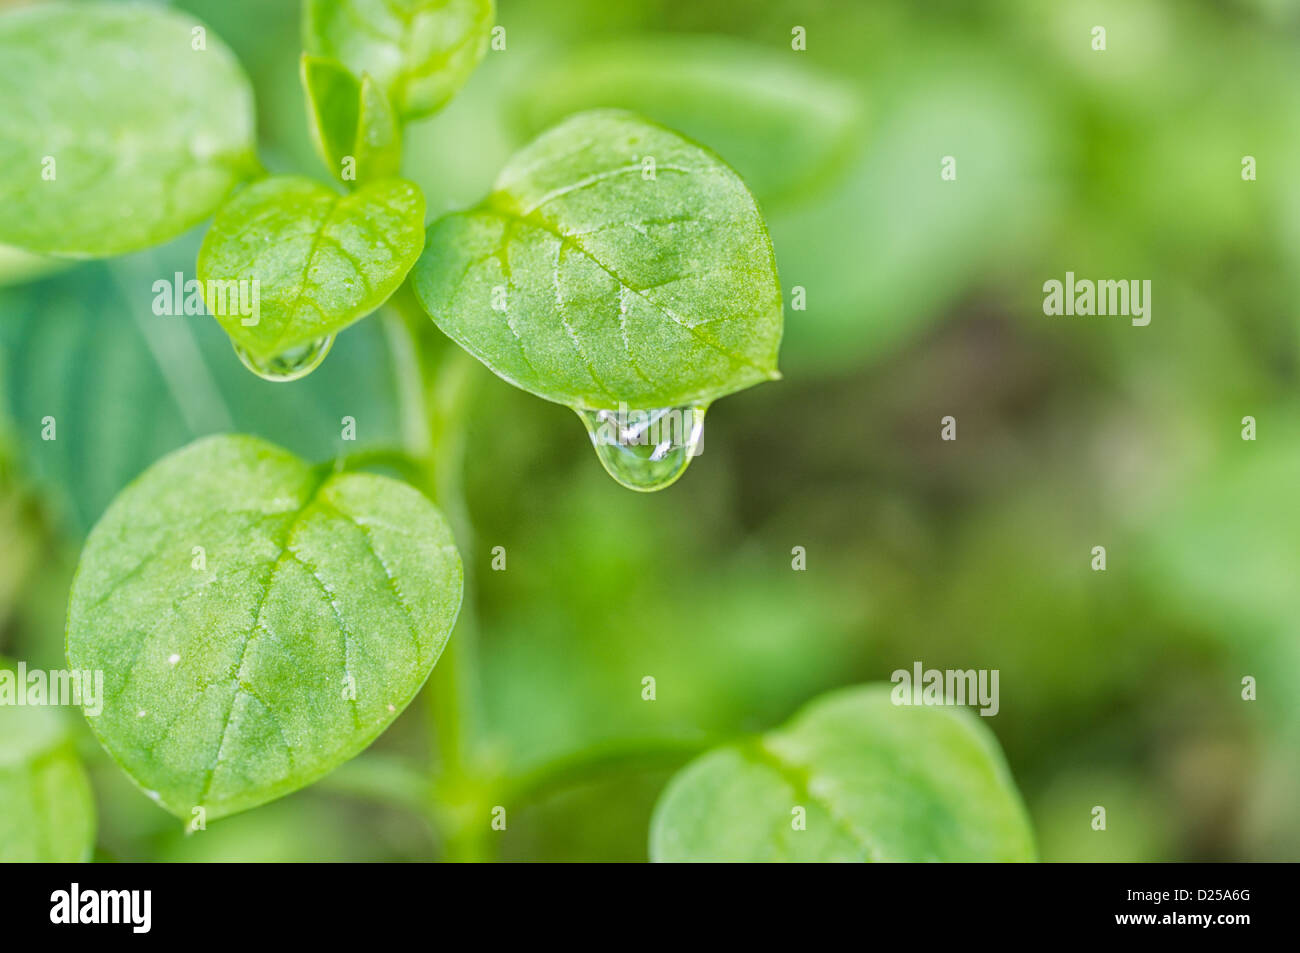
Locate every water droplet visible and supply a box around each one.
[234,335,334,382]
[576,402,707,492]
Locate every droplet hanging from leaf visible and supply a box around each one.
[411,109,783,492]
[234,335,335,383]
[576,403,706,492]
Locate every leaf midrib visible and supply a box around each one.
[741,738,881,861]
[278,192,350,354]
[195,467,334,807]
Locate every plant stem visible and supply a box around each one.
[384,286,489,860]
[381,306,433,462]
[424,347,488,860]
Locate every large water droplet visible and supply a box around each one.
[234,336,334,382]
[576,403,707,492]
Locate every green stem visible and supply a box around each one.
[381,306,432,461]
[424,347,487,860]
[384,286,489,860]
[425,346,480,769]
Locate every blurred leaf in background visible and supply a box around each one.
[0,659,95,862]
[0,232,404,537]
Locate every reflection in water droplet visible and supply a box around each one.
[576,402,707,492]
[234,335,334,382]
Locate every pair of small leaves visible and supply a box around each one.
[65,435,463,821]
[202,0,496,368]
[301,55,402,189]
[0,2,259,258]
[0,664,96,861]
[197,177,426,363]
[650,685,1037,862]
[412,109,784,410]
[303,0,496,122]
[206,106,784,414]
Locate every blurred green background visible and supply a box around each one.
[2,0,1299,861]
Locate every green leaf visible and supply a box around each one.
[0,664,96,861]
[196,176,426,364]
[649,685,1036,862]
[510,36,866,209]
[412,109,783,410]
[301,55,402,188]
[303,0,495,121]
[65,435,463,820]
[0,2,259,258]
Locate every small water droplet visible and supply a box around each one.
[576,402,706,492]
[234,335,334,382]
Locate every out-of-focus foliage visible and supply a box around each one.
[650,685,1036,862]
[0,232,405,536]
[0,2,260,257]
[302,0,495,122]
[0,0,1297,861]
[0,659,96,861]
[508,34,866,211]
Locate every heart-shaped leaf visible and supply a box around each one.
[0,2,259,258]
[301,55,402,188]
[650,685,1036,862]
[303,0,495,121]
[66,435,463,820]
[412,109,783,410]
[196,176,425,368]
[0,671,96,861]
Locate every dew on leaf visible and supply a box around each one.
[234,335,334,382]
[575,403,706,492]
